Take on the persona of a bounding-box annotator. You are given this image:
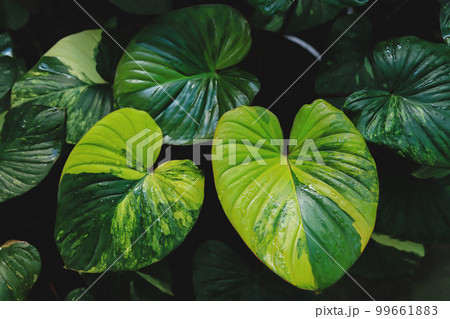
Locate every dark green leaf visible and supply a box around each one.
[65,288,95,301]
[108,0,172,15]
[322,0,370,8]
[136,271,174,296]
[0,103,65,203]
[247,0,295,15]
[0,240,41,301]
[113,5,260,145]
[376,166,450,244]
[12,30,118,144]
[135,261,174,296]
[350,233,424,280]
[253,0,342,33]
[288,0,342,32]
[412,165,450,179]
[344,36,450,168]
[0,0,29,31]
[193,241,322,300]
[0,33,20,102]
[315,15,374,96]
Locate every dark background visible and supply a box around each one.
[1,0,448,300]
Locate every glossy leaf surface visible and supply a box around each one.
[114,5,260,145]
[0,104,65,203]
[247,0,295,15]
[12,30,118,144]
[212,100,378,291]
[0,240,41,301]
[55,108,204,272]
[344,37,450,168]
[0,33,15,102]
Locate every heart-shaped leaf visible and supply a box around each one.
[0,240,41,301]
[193,240,321,300]
[55,108,204,272]
[0,103,65,203]
[212,100,378,291]
[113,5,260,145]
[344,36,450,168]
[441,1,450,45]
[12,29,119,144]
[108,0,172,15]
[350,233,424,280]
[315,15,375,96]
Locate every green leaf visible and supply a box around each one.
[0,103,65,203]
[0,0,30,30]
[0,240,41,301]
[212,100,378,291]
[108,0,172,15]
[65,288,95,301]
[412,165,450,179]
[55,108,204,272]
[344,36,450,168]
[0,33,15,101]
[288,0,342,32]
[376,167,450,244]
[136,266,174,296]
[350,233,424,280]
[12,30,118,144]
[441,1,450,45]
[315,15,375,96]
[113,5,260,145]
[322,0,370,8]
[193,240,321,300]
[0,33,24,105]
[247,0,295,15]
[134,260,173,296]
[253,0,342,33]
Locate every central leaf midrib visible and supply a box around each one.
[284,156,318,290]
[143,70,219,87]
